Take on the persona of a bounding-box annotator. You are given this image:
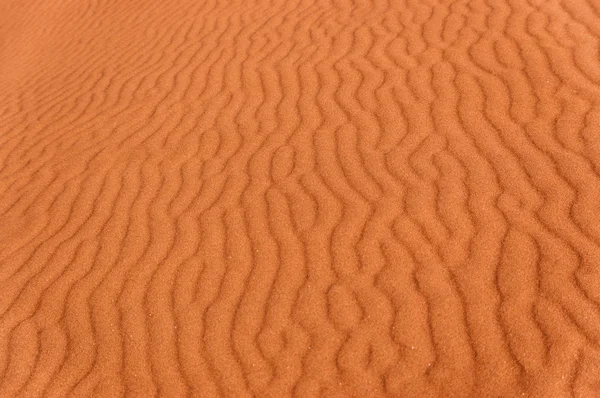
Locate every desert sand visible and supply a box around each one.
[1,0,600,396]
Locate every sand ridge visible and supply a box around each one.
[1,0,600,396]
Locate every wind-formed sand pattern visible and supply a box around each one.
[1,0,600,396]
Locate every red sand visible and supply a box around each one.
[1,0,600,396]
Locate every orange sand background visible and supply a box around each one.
[1,0,600,396]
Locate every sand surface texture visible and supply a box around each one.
[2,0,600,396]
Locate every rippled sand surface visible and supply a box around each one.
[1,0,600,396]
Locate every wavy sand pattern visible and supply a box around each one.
[2,0,600,396]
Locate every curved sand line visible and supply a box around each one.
[2,0,600,396]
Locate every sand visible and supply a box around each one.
[1,0,600,396]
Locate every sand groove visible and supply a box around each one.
[2,0,600,396]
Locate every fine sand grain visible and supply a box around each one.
[2,0,600,396]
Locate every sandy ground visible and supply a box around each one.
[1,0,600,396]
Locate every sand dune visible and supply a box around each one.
[1,0,600,396]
